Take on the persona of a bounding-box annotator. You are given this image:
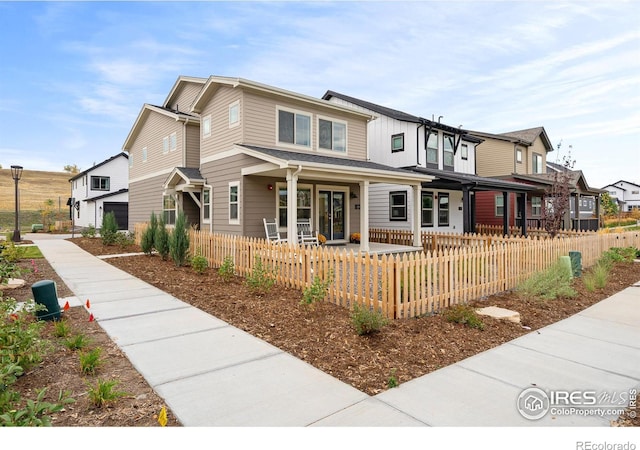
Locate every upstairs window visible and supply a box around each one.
[443,134,454,171]
[389,191,407,221]
[170,132,177,152]
[426,133,438,167]
[229,102,239,128]
[203,115,211,138]
[319,118,347,152]
[142,147,147,163]
[163,136,169,154]
[516,148,522,164]
[391,133,404,153]
[129,156,133,168]
[91,176,110,191]
[278,108,311,147]
[532,153,543,173]
[461,144,468,160]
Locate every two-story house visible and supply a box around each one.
[123,76,434,250]
[322,91,536,235]
[602,180,640,212]
[68,152,129,230]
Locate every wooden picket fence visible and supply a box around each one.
[134,223,640,320]
[475,223,592,237]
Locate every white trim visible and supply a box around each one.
[315,185,349,243]
[241,163,280,176]
[316,114,348,153]
[142,146,148,163]
[275,182,313,231]
[276,105,312,150]
[129,168,173,184]
[169,132,177,152]
[202,115,211,138]
[163,136,169,154]
[229,181,240,225]
[228,100,240,128]
[202,186,212,226]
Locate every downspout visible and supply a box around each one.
[416,120,424,166]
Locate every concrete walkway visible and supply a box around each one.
[29,234,640,426]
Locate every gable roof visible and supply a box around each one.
[322,90,483,142]
[602,180,640,190]
[510,171,605,195]
[69,152,128,182]
[190,76,374,120]
[163,167,205,191]
[84,188,129,202]
[405,166,538,192]
[122,104,199,151]
[163,75,207,110]
[470,126,553,152]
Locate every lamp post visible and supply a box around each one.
[11,165,23,243]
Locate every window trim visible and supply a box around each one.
[438,192,450,226]
[142,147,147,163]
[426,132,438,168]
[389,191,408,222]
[516,148,522,164]
[391,133,404,153]
[170,132,177,152]
[162,194,176,226]
[495,195,504,217]
[163,136,169,154]
[275,182,313,230]
[229,101,240,128]
[202,115,211,138]
[317,115,347,153]
[202,188,211,223]
[531,196,542,217]
[229,181,240,225]
[421,191,434,227]
[90,176,110,191]
[276,106,312,149]
[443,134,455,171]
[532,152,543,174]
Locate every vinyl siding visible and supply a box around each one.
[185,123,200,167]
[475,138,515,177]
[199,86,244,160]
[167,81,205,112]
[128,173,167,231]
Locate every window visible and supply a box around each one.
[203,188,211,221]
[495,195,504,217]
[129,156,133,168]
[202,115,211,138]
[391,133,404,153]
[91,176,110,191]
[421,192,433,226]
[632,190,640,195]
[170,132,177,152]
[426,133,438,166]
[229,182,239,224]
[532,153,543,173]
[516,148,522,164]
[142,147,147,163]
[229,102,239,127]
[461,144,468,160]
[438,193,450,226]
[443,134,454,171]
[389,191,407,221]
[277,185,312,227]
[531,196,542,216]
[163,194,176,225]
[319,118,347,152]
[163,136,169,154]
[278,108,311,147]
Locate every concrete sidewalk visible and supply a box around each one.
[31,235,640,426]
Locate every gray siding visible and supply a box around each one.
[128,173,167,231]
[129,112,183,180]
[185,123,200,168]
[200,86,244,161]
[167,81,205,112]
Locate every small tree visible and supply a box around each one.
[169,212,189,267]
[600,192,618,217]
[63,164,80,174]
[154,214,170,261]
[101,211,119,246]
[542,146,575,238]
[40,199,56,231]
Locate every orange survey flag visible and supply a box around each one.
[88,313,94,322]
[63,301,70,311]
[86,299,91,309]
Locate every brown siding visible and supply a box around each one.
[168,81,205,112]
[182,192,200,230]
[129,112,183,180]
[185,123,200,168]
[128,173,167,231]
[475,139,515,177]
[200,86,244,161]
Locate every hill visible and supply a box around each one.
[0,168,71,211]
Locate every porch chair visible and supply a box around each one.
[263,218,287,243]
[297,218,319,246]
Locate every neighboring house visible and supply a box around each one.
[123,76,434,250]
[601,180,640,212]
[69,152,129,230]
[322,91,536,235]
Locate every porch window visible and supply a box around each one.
[495,195,504,217]
[91,176,110,191]
[163,194,176,226]
[229,182,239,224]
[443,134,454,171]
[426,133,438,166]
[391,133,404,153]
[203,188,211,221]
[203,115,211,138]
[421,192,433,227]
[438,193,450,226]
[319,118,346,152]
[277,185,312,227]
[532,153,543,173]
[389,191,407,221]
[531,196,542,216]
[229,101,239,128]
[278,108,311,147]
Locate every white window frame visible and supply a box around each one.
[443,134,455,170]
[170,132,177,152]
[426,132,438,166]
[163,194,176,226]
[275,183,313,230]
[91,176,110,191]
[129,156,133,168]
[391,133,404,153]
[389,191,407,221]
[229,101,240,128]
[163,136,169,154]
[532,153,543,174]
[142,147,147,163]
[317,115,347,153]
[202,115,211,138]
[516,148,522,164]
[531,196,542,217]
[229,181,240,225]
[495,195,504,217]
[202,188,211,223]
[276,106,312,149]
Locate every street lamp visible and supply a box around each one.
[11,165,23,243]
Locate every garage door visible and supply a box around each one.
[104,202,128,230]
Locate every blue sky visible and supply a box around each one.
[0,0,638,189]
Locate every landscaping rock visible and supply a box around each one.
[476,306,521,323]
[0,278,26,290]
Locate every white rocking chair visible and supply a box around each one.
[297,219,319,246]
[263,218,287,243]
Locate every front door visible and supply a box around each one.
[318,190,345,241]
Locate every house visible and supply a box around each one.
[68,152,129,230]
[321,91,536,235]
[123,76,434,250]
[602,180,640,212]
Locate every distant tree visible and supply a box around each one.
[64,164,80,174]
[600,192,618,217]
[542,145,575,238]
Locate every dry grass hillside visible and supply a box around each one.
[0,168,71,211]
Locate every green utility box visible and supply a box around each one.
[569,251,582,277]
[31,280,61,321]
[559,255,573,278]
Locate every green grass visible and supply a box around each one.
[20,246,44,259]
[517,258,577,301]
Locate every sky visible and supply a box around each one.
[0,0,638,190]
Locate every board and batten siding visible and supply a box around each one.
[128,112,184,180]
[199,86,244,161]
[128,173,168,231]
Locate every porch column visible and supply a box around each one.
[520,192,528,236]
[286,169,298,245]
[576,193,581,231]
[503,191,510,236]
[595,194,601,230]
[462,186,471,234]
[359,180,370,252]
[412,184,422,248]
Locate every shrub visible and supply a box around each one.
[218,256,235,282]
[87,379,127,408]
[154,215,170,261]
[600,247,637,268]
[1,242,25,263]
[191,254,208,274]
[583,262,609,292]
[301,271,333,307]
[245,256,276,295]
[63,333,91,351]
[81,225,96,238]
[0,388,74,426]
[140,226,155,255]
[79,348,103,375]
[443,304,485,330]
[0,298,49,370]
[350,303,389,335]
[100,211,119,246]
[517,259,577,301]
[169,212,189,267]
[0,260,22,284]
[53,320,71,338]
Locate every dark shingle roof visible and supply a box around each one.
[69,152,128,182]
[84,188,129,202]
[175,167,204,181]
[406,167,538,192]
